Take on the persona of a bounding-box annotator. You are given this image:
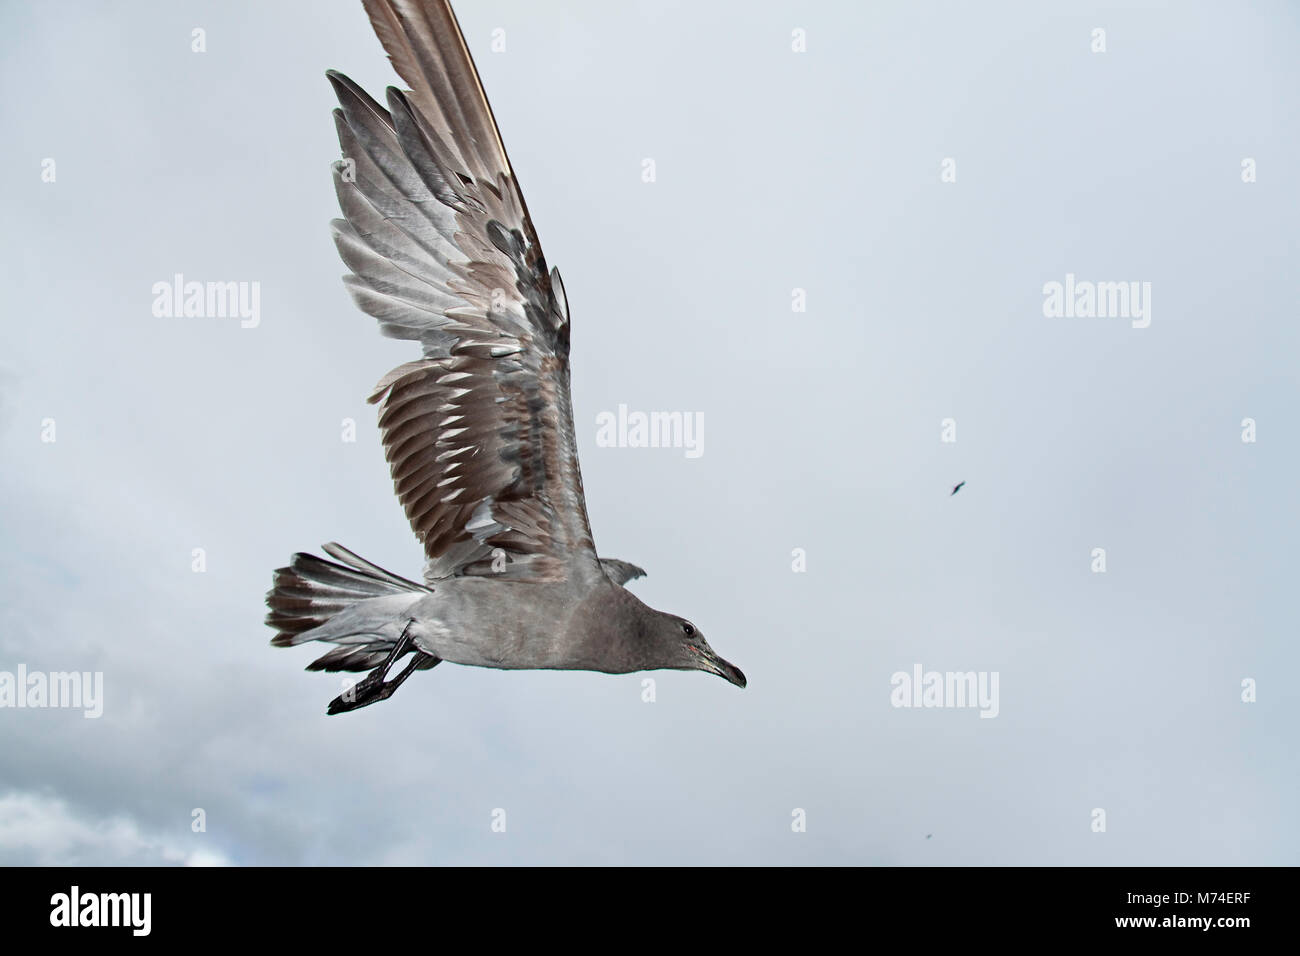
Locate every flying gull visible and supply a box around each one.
[266,0,745,714]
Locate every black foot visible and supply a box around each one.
[325,623,437,715]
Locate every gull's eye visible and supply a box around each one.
[682,622,694,637]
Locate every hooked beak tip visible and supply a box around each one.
[692,643,746,688]
[718,660,746,688]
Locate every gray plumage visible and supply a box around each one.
[266,0,744,714]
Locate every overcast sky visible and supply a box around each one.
[1,0,1297,865]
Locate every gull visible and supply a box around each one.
[265,0,745,714]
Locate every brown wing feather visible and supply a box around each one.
[331,0,596,581]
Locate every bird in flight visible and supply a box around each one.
[265,0,744,714]
[950,481,965,496]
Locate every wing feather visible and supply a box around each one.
[329,1,594,582]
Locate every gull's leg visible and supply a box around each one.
[326,622,439,715]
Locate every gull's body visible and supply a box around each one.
[265,0,744,713]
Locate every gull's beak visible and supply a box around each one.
[686,640,747,688]
[706,649,747,688]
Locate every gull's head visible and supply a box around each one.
[654,612,747,688]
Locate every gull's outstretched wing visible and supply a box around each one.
[329,0,597,582]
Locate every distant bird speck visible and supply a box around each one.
[950,481,965,496]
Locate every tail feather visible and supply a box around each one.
[265,544,431,672]
[321,541,428,591]
[305,646,392,673]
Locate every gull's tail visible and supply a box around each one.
[265,542,434,673]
